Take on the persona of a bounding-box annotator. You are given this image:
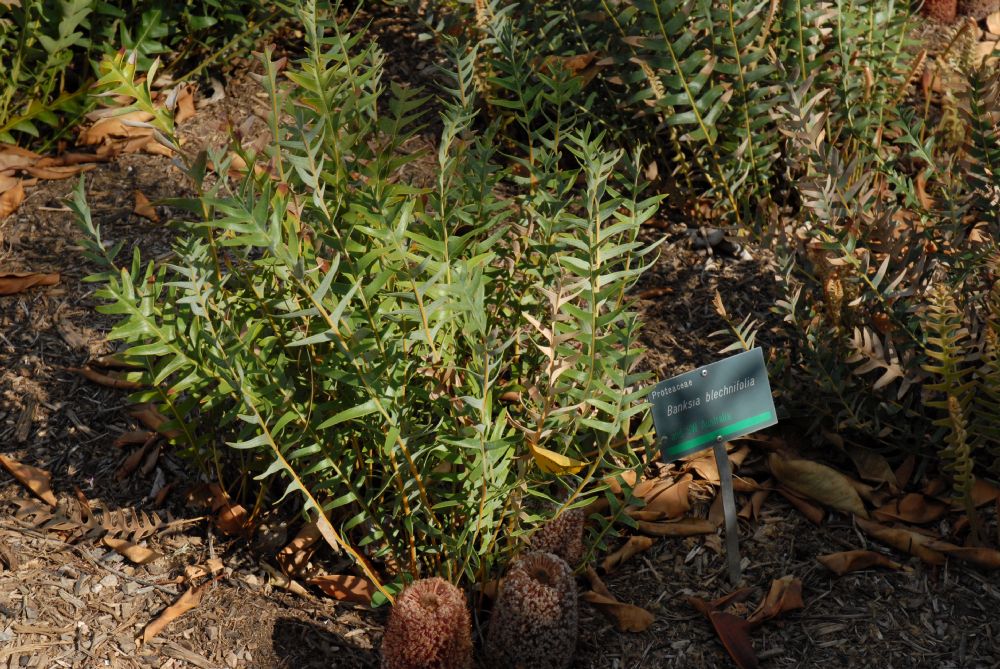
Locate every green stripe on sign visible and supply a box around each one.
[668,411,775,454]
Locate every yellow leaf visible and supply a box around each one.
[529,442,587,475]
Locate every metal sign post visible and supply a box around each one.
[649,348,777,586]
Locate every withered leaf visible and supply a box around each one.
[632,476,691,519]
[817,550,903,576]
[73,366,144,390]
[709,611,758,669]
[777,486,826,525]
[636,518,716,537]
[0,454,57,507]
[0,180,24,219]
[277,521,322,576]
[846,445,899,492]
[140,582,210,644]
[769,453,869,518]
[602,536,655,572]
[855,517,945,566]
[133,191,159,222]
[747,575,804,626]
[0,271,60,295]
[873,493,949,524]
[103,536,163,565]
[174,86,196,124]
[582,590,656,632]
[307,574,375,604]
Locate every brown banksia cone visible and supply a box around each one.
[485,551,578,669]
[529,508,584,566]
[922,0,958,22]
[381,577,473,669]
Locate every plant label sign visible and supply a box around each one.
[649,347,777,462]
[648,347,777,586]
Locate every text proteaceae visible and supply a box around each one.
[659,376,756,417]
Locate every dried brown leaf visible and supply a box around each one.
[634,477,691,519]
[72,366,144,390]
[307,574,374,604]
[777,486,826,525]
[709,611,758,669]
[277,521,322,576]
[636,518,716,537]
[23,164,96,180]
[845,445,899,492]
[747,575,804,626]
[769,453,869,518]
[0,454,56,507]
[175,86,196,124]
[103,536,163,565]
[0,271,58,295]
[855,517,946,565]
[602,536,655,572]
[816,550,902,576]
[873,493,949,524]
[582,590,656,632]
[133,190,159,222]
[140,583,209,644]
[989,10,1000,33]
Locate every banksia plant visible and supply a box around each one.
[529,508,585,566]
[381,578,473,669]
[485,552,578,669]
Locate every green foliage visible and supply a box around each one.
[75,1,661,598]
[407,1,1000,486]
[0,0,272,145]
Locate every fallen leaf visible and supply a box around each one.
[0,454,57,507]
[277,521,322,576]
[140,582,210,644]
[0,271,59,295]
[307,574,374,604]
[968,478,1000,508]
[183,558,224,582]
[933,545,1000,569]
[845,445,899,493]
[103,536,163,565]
[747,576,804,626]
[683,449,720,483]
[529,442,586,475]
[215,502,250,536]
[133,191,159,222]
[817,550,903,576]
[769,453,869,518]
[174,86,196,124]
[686,589,759,669]
[709,611,758,669]
[632,477,691,518]
[129,403,180,439]
[988,10,1000,34]
[739,487,771,521]
[636,518,716,536]
[583,568,654,632]
[261,561,309,597]
[855,517,945,565]
[24,164,96,180]
[72,366,144,390]
[602,536,655,572]
[873,493,949,524]
[582,590,656,632]
[113,430,156,448]
[777,486,826,525]
[895,455,916,489]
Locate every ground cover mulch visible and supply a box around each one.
[1,6,999,668]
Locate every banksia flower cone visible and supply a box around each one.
[530,508,585,566]
[485,551,578,669]
[381,577,472,669]
[922,0,958,22]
